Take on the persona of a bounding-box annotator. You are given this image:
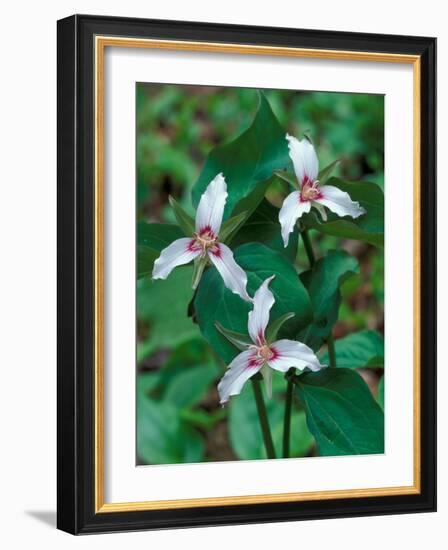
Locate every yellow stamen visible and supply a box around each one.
[258,345,274,361]
[194,232,217,252]
[301,180,321,201]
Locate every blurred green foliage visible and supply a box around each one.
[136,84,384,465]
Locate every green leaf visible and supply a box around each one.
[168,195,195,236]
[180,408,226,430]
[306,250,359,319]
[219,210,250,243]
[274,170,298,189]
[164,362,218,409]
[155,338,213,387]
[231,178,273,218]
[137,373,204,464]
[265,312,295,344]
[298,250,359,351]
[295,368,384,456]
[302,177,384,247]
[230,199,298,261]
[192,92,290,218]
[137,266,200,359]
[215,322,252,351]
[321,330,384,369]
[137,222,184,278]
[191,256,207,290]
[377,375,385,410]
[195,243,313,363]
[136,342,218,465]
[318,159,341,184]
[229,375,314,460]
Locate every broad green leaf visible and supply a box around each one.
[155,338,214,388]
[138,247,158,280]
[192,93,290,218]
[295,368,384,456]
[321,330,384,369]
[180,408,226,430]
[231,178,273,218]
[137,373,204,464]
[137,371,161,397]
[230,199,298,261]
[164,362,218,409]
[136,342,218,465]
[137,266,200,359]
[215,322,252,351]
[265,312,295,344]
[195,243,313,363]
[137,222,184,278]
[168,195,195,236]
[302,177,384,247]
[304,249,358,319]
[298,250,359,351]
[377,375,385,410]
[229,375,314,460]
[137,398,204,464]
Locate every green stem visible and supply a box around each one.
[282,378,294,458]
[327,331,337,368]
[300,228,315,267]
[187,286,199,321]
[300,227,337,368]
[251,377,276,459]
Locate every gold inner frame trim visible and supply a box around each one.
[94,35,421,513]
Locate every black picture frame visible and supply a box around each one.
[57,14,436,534]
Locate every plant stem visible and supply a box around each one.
[327,332,337,368]
[187,286,199,321]
[300,227,337,368]
[282,378,294,458]
[251,377,276,459]
[300,228,315,267]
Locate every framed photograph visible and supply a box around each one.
[57,14,436,534]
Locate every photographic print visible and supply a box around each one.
[58,16,435,533]
[136,84,385,465]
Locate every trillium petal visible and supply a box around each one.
[315,185,366,219]
[208,243,251,302]
[217,350,263,405]
[152,238,200,280]
[195,173,228,235]
[268,339,325,373]
[286,134,319,185]
[279,191,311,247]
[248,276,275,345]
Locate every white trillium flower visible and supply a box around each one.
[152,173,251,302]
[217,276,326,404]
[279,134,366,247]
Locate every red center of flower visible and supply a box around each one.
[246,342,279,370]
[257,345,274,361]
[300,177,322,202]
[193,226,218,255]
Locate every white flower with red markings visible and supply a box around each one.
[152,173,251,302]
[217,276,325,404]
[279,134,366,247]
